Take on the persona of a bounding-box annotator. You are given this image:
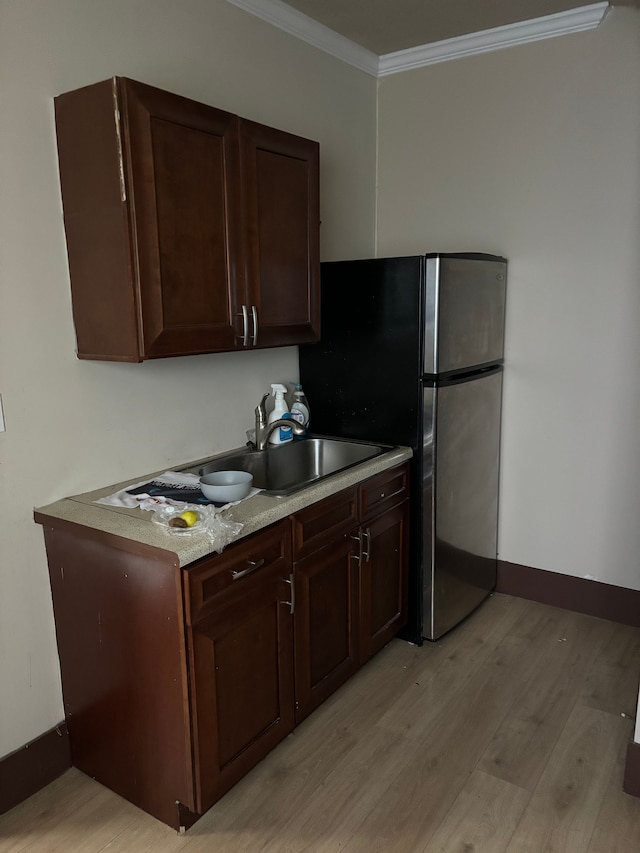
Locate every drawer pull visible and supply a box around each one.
[231,558,265,580]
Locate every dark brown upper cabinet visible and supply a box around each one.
[54,77,320,361]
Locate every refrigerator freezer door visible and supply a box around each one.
[424,256,506,376]
[423,369,502,639]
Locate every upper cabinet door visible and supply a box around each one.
[121,79,242,358]
[239,119,320,348]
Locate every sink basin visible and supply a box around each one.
[181,437,390,497]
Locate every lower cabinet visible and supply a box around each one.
[37,461,409,831]
[293,535,361,723]
[359,501,409,662]
[358,464,411,661]
[291,465,409,721]
[185,521,295,813]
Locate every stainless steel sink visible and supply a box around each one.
[181,437,390,497]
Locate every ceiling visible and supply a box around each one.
[278,0,635,54]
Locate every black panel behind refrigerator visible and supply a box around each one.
[300,257,424,448]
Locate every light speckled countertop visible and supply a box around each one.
[35,444,412,568]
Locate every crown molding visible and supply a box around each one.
[378,2,610,76]
[224,1,610,79]
[224,0,379,76]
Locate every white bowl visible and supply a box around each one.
[200,470,253,503]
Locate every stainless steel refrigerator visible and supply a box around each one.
[299,253,507,642]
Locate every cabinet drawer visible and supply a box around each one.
[359,464,409,523]
[185,520,291,625]
[291,487,358,561]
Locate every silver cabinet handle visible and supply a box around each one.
[280,573,295,614]
[252,305,258,346]
[350,532,362,561]
[231,558,265,580]
[362,528,371,563]
[242,305,250,347]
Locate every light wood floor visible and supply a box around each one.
[2,593,640,852]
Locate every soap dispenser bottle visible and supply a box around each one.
[290,382,310,439]
[268,384,293,445]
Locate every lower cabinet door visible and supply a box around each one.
[189,563,295,813]
[359,501,409,662]
[294,535,360,723]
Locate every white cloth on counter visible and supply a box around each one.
[95,471,260,512]
[95,471,202,510]
[94,471,255,552]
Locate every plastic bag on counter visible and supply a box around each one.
[151,503,243,553]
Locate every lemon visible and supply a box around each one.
[179,510,199,528]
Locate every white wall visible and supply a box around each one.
[0,0,377,758]
[376,9,640,591]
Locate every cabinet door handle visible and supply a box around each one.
[280,573,295,614]
[252,305,258,347]
[242,305,250,347]
[231,558,265,580]
[350,532,362,561]
[362,528,371,563]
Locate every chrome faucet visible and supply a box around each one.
[254,393,305,451]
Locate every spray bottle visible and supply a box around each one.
[268,384,293,445]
